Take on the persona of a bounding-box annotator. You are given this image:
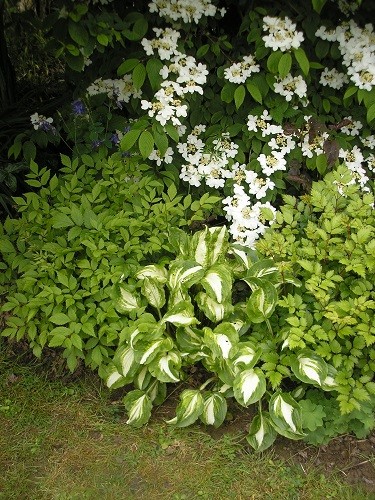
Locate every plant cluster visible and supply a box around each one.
[1,0,374,448]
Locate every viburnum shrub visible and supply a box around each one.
[1,0,375,447]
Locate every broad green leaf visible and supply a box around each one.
[139,130,154,159]
[132,63,147,90]
[189,227,210,267]
[50,313,71,325]
[321,364,339,391]
[311,0,327,13]
[233,368,266,407]
[68,21,89,46]
[267,50,283,73]
[269,392,305,439]
[246,82,263,104]
[246,411,277,452]
[120,129,141,152]
[166,389,204,427]
[367,102,375,123]
[201,264,232,303]
[146,58,163,90]
[278,52,292,78]
[52,213,74,229]
[209,226,229,265]
[136,264,168,283]
[234,85,246,109]
[117,58,140,76]
[293,48,309,76]
[141,277,166,309]
[290,349,328,387]
[168,260,205,290]
[0,238,16,253]
[168,227,190,256]
[246,259,280,282]
[200,393,227,428]
[113,282,141,313]
[123,390,152,427]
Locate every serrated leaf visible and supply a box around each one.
[50,313,71,325]
[166,389,204,427]
[233,368,266,407]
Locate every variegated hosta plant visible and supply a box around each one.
[102,225,339,451]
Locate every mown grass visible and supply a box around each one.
[0,352,373,500]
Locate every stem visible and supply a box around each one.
[199,376,217,391]
[265,318,273,336]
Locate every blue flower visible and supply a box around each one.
[72,100,86,116]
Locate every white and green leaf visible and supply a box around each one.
[161,300,198,327]
[269,392,305,439]
[209,225,228,265]
[232,341,262,371]
[290,349,328,387]
[105,364,127,389]
[233,368,266,407]
[136,264,168,283]
[199,392,228,428]
[166,389,204,427]
[141,277,166,309]
[113,282,141,313]
[148,351,181,383]
[123,390,152,428]
[113,344,139,379]
[246,281,278,322]
[201,263,232,303]
[168,259,205,290]
[246,411,277,452]
[196,292,230,323]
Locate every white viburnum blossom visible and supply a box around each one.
[340,116,363,136]
[258,151,287,176]
[224,55,260,83]
[273,74,307,102]
[148,147,174,166]
[148,0,225,23]
[262,16,304,52]
[141,27,180,60]
[319,67,349,89]
[86,76,142,105]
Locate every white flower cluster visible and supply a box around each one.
[262,16,304,52]
[141,51,208,126]
[339,145,370,190]
[178,126,236,188]
[30,113,55,132]
[86,76,142,105]
[148,147,174,166]
[319,67,349,90]
[141,27,180,61]
[148,0,225,24]
[316,21,375,91]
[273,74,308,102]
[223,55,260,84]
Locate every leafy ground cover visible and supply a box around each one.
[0,344,374,499]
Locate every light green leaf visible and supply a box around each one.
[234,84,246,109]
[246,82,263,104]
[139,130,154,159]
[293,48,309,76]
[50,313,71,325]
[117,58,140,76]
[278,52,292,78]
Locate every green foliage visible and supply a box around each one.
[0,152,216,371]
[257,165,375,422]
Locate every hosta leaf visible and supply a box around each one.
[246,411,277,452]
[175,326,204,355]
[246,281,278,322]
[136,265,168,283]
[141,277,165,309]
[146,379,167,405]
[168,227,190,257]
[148,351,181,383]
[123,390,152,427]
[290,350,328,387]
[113,282,141,313]
[168,288,189,309]
[233,368,266,407]
[229,244,257,272]
[232,341,262,371]
[189,226,210,267]
[168,260,205,290]
[321,364,339,391]
[200,393,227,428]
[139,337,173,365]
[134,366,152,390]
[166,389,204,427]
[196,292,231,323]
[105,364,127,390]
[269,392,305,439]
[209,226,229,265]
[246,259,280,283]
[162,300,198,327]
[113,344,139,379]
[201,264,232,303]
[203,323,239,360]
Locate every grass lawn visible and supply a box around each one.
[0,348,374,500]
